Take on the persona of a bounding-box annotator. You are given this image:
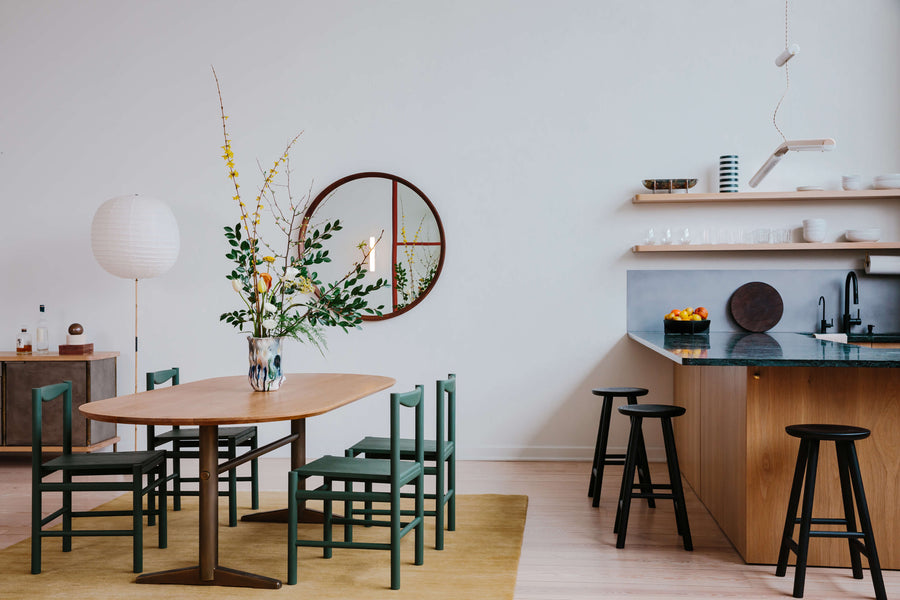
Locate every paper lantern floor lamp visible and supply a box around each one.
[91,194,180,449]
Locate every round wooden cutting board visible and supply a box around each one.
[729,282,784,332]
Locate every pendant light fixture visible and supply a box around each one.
[748,0,835,188]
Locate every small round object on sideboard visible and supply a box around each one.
[68,323,84,335]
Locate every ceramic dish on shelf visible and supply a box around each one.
[845,228,881,242]
[642,179,698,192]
[874,174,900,190]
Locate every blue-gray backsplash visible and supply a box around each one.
[627,270,900,334]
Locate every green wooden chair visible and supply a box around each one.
[145,367,260,527]
[346,374,456,549]
[31,381,170,574]
[288,385,426,590]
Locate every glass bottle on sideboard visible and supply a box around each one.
[35,304,49,354]
[16,327,32,355]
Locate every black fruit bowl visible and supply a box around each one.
[664,319,711,334]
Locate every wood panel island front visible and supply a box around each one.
[629,331,900,569]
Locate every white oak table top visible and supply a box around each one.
[79,373,395,426]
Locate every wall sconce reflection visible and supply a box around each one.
[368,236,376,272]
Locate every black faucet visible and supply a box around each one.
[842,271,862,333]
[818,296,833,333]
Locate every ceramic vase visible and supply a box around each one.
[247,336,286,391]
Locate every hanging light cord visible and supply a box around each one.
[771,0,790,143]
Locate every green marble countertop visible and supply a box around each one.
[628,331,900,367]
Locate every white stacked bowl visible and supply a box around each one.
[802,218,826,242]
[842,175,862,190]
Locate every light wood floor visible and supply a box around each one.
[2,457,897,599]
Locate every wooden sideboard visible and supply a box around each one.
[0,352,120,452]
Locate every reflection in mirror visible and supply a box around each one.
[303,173,444,320]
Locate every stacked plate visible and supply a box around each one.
[874,174,900,189]
[845,228,880,242]
[719,155,739,192]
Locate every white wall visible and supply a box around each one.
[2,1,898,460]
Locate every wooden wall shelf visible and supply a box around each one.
[633,242,900,253]
[633,189,900,204]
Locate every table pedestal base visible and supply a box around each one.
[136,565,281,589]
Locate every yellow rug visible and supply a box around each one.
[1,493,527,599]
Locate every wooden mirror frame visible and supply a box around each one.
[303,172,445,321]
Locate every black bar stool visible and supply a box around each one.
[776,424,886,600]
[589,387,655,508]
[614,404,692,551]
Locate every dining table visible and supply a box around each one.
[79,372,395,589]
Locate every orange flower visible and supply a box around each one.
[259,272,273,291]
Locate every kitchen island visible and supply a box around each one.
[629,331,900,569]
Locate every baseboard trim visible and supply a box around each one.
[458,445,669,462]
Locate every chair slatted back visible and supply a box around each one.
[146,367,179,390]
[391,385,424,486]
[436,374,456,459]
[31,381,73,479]
[146,367,180,449]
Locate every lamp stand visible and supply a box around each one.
[134,278,139,450]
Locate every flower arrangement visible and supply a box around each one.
[214,70,386,351]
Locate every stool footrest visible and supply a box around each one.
[630,492,675,500]
[792,517,850,526]
[809,530,865,539]
[630,483,673,491]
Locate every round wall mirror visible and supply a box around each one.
[303,172,445,321]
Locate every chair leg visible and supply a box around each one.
[777,439,809,577]
[590,396,614,507]
[615,416,641,548]
[31,476,42,574]
[287,470,298,586]
[364,481,373,527]
[435,450,445,550]
[344,480,353,543]
[147,467,157,527]
[250,436,260,510]
[792,439,820,599]
[844,442,887,600]
[158,462,168,549]
[133,466,143,573]
[415,470,424,566]
[835,442,863,579]
[227,438,238,527]
[173,443,182,512]
[661,417,692,551]
[323,478,333,559]
[447,452,456,532]
[62,472,73,552]
[391,473,401,590]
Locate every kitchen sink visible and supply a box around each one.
[846,333,900,343]
[807,332,900,344]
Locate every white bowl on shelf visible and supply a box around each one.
[845,228,881,242]
[802,219,826,242]
[874,174,900,189]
